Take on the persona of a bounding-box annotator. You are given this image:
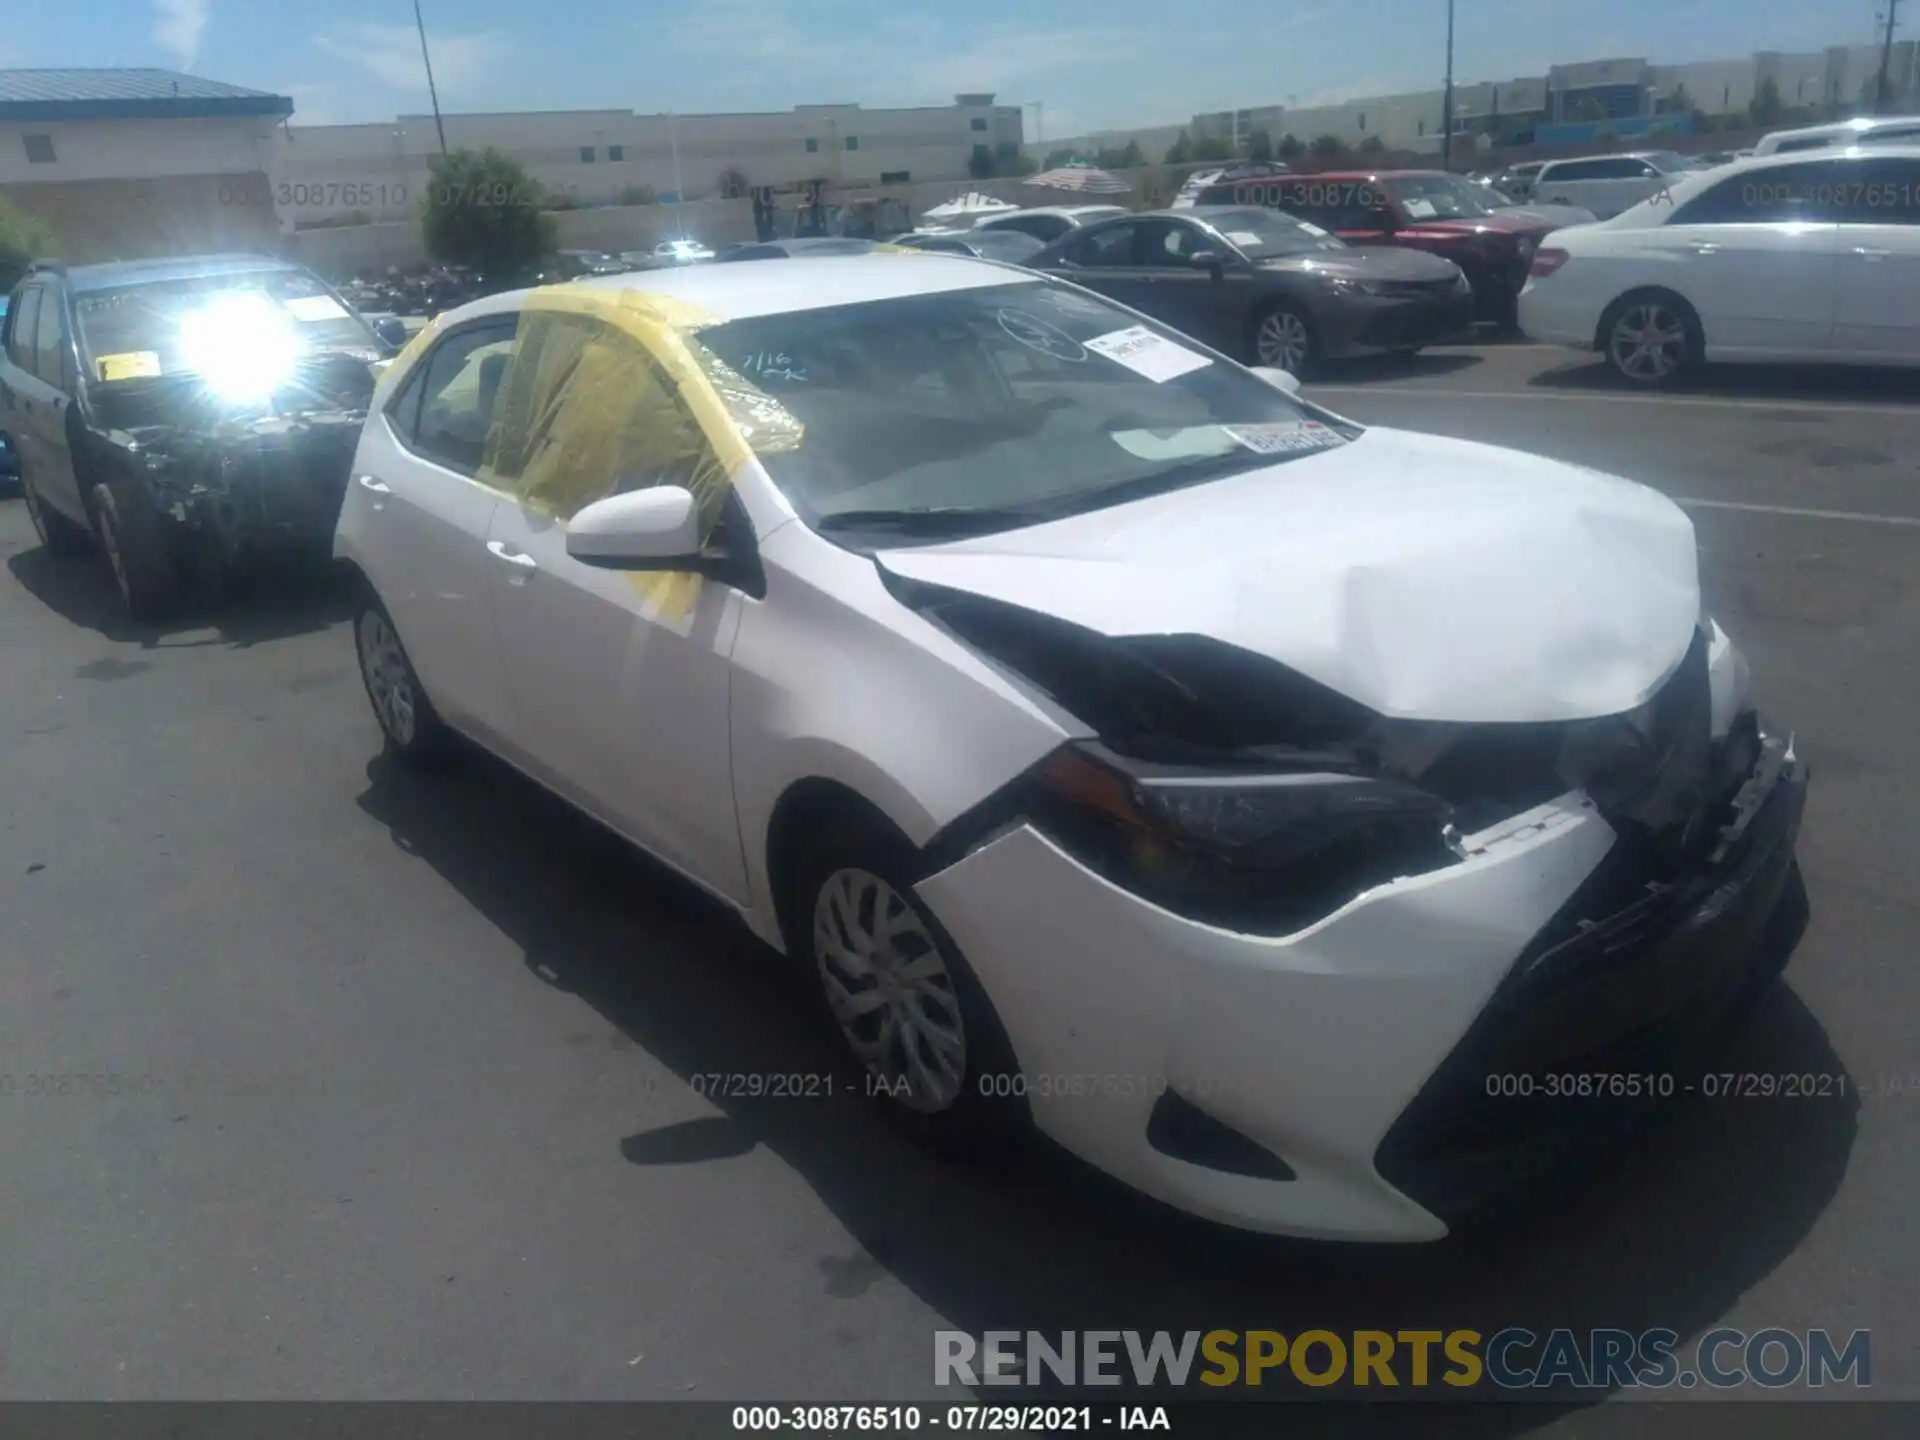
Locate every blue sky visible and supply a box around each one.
[0,0,1893,138]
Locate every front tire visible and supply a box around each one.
[20,468,92,558]
[1249,302,1318,376]
[90,481,179,621]
[1599,289,1703,388]
[794,822,1027,1150]
[354,594,451,767]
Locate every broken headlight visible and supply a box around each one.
[1027,742,1462,933]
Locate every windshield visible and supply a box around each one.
[688,280,1348,539]
[1389,175,1499,220]
[1203,207,1346,257]
[72,270,376,383]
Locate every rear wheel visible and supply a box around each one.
[90,481,179,621]
[1600,290,1703,387]
[354,594,451,766]
[1250,303,1317,376]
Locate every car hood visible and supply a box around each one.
[1262,247,1462,282]
[874,428,1700,724]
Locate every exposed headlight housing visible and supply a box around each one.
[1324,275,1385,296]
[1027,742,1461,933]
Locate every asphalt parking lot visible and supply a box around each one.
[0,339,1915,1429]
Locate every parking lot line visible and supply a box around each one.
[1306,386,1918,417]
[1673,497,1920,529]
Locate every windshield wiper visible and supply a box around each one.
[812,505,1052,537]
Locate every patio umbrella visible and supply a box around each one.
[1022,162,1131,195]
[921,191,1018,220]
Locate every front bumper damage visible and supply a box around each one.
[98,408,364,569]
[915,720,1807,1242]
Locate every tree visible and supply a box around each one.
[1308,133,1349,163]
[1749,76,1784,127]
[715,166,750,199]
[968,145,996,179]
[1003,152,1039,176]
[421,148,554,279]
[1118,139,1145,168]
[1667,82,1693,116]
[1245,127,1274,162]
[1163,131,1192,165]
[1357,134,1387,156]
[0,194,59,291]
[1191,135,1235,161]
[618,183,658,206]
[1044,147,1077,169]
[1277,132,1305,161]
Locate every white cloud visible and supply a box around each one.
[314,21,509,97]
[153,0,211,70]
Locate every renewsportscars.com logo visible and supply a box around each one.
[934,1328,1872,1392]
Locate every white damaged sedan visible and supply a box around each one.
[337,255,1809,1242]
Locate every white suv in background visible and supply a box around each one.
[1533,151,1695,220]
[1753,114,1920,156]
[1520,146,1920,384]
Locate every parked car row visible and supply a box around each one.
[1519,143,1920,385]
[2,232,1814,1245]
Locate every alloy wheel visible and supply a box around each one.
[1256,310,1311,372]
[357,609,418,746]
[1609,302,1689,382]
[813,867,967,1113]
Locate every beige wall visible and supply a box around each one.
[0,172,284,263]
[0,115,282,185]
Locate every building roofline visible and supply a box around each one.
[0,95,292,122]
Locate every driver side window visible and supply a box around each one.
[485,311,729,534]
[1132,219,1208,263]
[1066,222,1140,267]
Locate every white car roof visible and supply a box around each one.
[436,254,1041,327]
[1567,143,1920,228]
[1755,114,1920,153]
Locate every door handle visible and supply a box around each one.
[486,540,539,571]
[356,474,392,493]
[1852,246,1892,259]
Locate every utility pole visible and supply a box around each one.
[1875,0,1902,114]
[413,0,447,154]
[1441,0,1456,170]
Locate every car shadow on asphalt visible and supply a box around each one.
[3,545,356,650]
[1529,358,1920,406]
[355,743,1856,1436]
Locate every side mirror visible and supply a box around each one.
[567,486,702,568]
[1189,250,1224,275]
[1250,365,1302,395]
[373,316,409,349]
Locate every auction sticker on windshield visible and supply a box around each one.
[1224,231,1265,246]
[1084,326,1212,383]
[95,351,162,381]
[1224,421,1346,456]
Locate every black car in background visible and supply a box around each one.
[891,229,1047,262]
[0,254,404,620]
[1026,206,1474,374]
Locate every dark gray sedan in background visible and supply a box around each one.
[892,229,1047,262]
[1026,205,1474,374]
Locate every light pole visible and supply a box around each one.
[1875,0,1903,113]
[1441,0,1455,170]
[412,0,447,154]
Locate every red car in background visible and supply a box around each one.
[1196,169,1567,331]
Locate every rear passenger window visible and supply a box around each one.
[401,321,518,476]
[1065,223,1139,267]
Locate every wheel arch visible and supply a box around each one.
[1593,284,1704,355]
[761,773,929,959]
